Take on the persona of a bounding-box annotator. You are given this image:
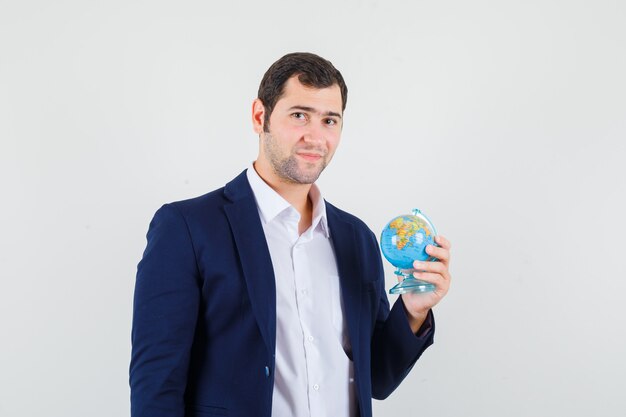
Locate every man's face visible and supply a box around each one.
[255,76,343,185]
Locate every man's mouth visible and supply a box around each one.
[296,152,324,162]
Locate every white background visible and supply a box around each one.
[1,1,625,416]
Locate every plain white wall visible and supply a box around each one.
[1,1,625,416]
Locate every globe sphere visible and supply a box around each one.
[380,212,437,270]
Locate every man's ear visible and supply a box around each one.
[252,99,266,134]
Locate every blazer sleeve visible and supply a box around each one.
[369,231,435,400]
[130,204,201,417]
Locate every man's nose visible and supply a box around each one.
[303,122,324,144]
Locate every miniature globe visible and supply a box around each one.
[380,209,438,294]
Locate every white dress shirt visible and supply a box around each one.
[246,166,357,417]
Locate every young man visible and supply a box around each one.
[130,52,452,417]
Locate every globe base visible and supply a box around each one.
[389,274,435,294]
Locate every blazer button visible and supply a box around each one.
[264,366,270,377]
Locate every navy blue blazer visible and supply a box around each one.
[130,170,435,417]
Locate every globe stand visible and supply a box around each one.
[389,268,436,294]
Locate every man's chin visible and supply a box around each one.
[272,157,327,184]
[286,168,324,185]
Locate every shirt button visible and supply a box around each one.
[313,384,320,391]
[308,335,314,342]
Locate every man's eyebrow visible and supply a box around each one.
[288,105,342,119]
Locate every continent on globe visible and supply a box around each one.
[388,216,431,250]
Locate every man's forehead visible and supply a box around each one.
[277,76,342,112]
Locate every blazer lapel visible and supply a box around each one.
[326,203,362,364]
[223,171,276,356]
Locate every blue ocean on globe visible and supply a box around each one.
[380,214,436,270]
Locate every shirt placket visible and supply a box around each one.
[290,221,324,416]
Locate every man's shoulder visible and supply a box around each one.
[160,170,251,218]
[169,186,226,212]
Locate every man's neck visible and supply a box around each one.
[253,162,314,234]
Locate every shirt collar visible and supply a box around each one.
[246,163,330,238]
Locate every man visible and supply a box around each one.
[130,52,452,417]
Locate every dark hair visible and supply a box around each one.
[257,52,348,132]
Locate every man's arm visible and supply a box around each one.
[130,204,201,417]
[370,289,436,400]
[369,234,451,399]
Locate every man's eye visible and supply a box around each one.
[325,118,337,126]
[292,112,306,120]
